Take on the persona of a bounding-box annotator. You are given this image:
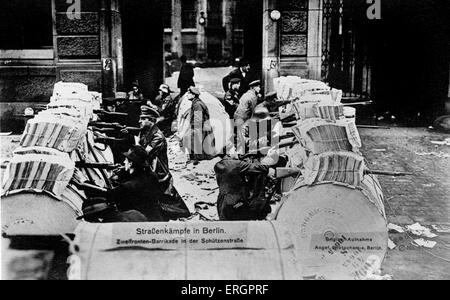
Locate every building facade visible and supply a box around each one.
[1,0,449,129]
[0,0,164,129]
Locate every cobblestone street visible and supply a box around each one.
[360,128,450,280]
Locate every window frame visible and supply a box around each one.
[0,0,55,60]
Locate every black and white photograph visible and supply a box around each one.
[0,0,449,282]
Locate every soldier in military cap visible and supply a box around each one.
[138,105,191,220]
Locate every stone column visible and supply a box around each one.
[171,0,183,57]
[222,0,234,61]
[100,0,114,97]
[307,0,323,80]
[111,0,123,91]
[196,0,208,60]
[446,64,450,113]
[262,0,280,94]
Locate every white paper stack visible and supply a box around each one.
[292,119,362,155]
[274,77,330,101]
[303,151,365,186]
[2,147,75,197]
[19,111,87,153]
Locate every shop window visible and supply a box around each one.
[0,0,53,49]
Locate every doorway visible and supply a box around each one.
[239,0,263,79]
[120,0,164,98]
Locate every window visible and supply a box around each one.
[182,0,197,29]
[0,0,53,49]
[163,0,172,29]
[233,0,244,30]
[208,0,223,27]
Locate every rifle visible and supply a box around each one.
[275,167,413,180]
[94,109,128,117]
[89,122,125,129]
[75,162,121,171]
[266,100,292,111]
[71,180,108,194]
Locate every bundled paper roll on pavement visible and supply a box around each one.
[69,221,302,280]
[276,182,387,280]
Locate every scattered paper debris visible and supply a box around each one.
[414,239,437,249]
[415,151,450,159]
[373,149,387,152]
[431,224,450,233]
[388,239,397,250]
[407,223,438,238]
[388,223,405,233]
[430,138,450,146]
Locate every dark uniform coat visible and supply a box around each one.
[222,89,240,119]
[139,125,191,219]
[189,97,215,161]
[214,156,271,221]
[107,170,167,222]
[116,100,145,128]
[178,63,195,96]
[222,68,254,97]
[155,93,179,136]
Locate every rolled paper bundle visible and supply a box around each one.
[19,113,87,153]
[275,182,387,280]
[52,81,91,102]
[292,119,353,154]
[316,103,345,122]
[48,99,94,120]
[302,151,366,187]
[293,101,344,122]
[70,221,302,280]
[2,147,75,198]
[274,76,330,101]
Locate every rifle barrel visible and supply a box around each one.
[365,170,413,177]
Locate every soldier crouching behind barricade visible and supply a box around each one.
[214,149,278,221]
[119,105,191,220]
[76,146,167,222]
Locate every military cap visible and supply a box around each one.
[159,84,173,94]
[140,105,160,119]
[123,145,150,167]
[238,58,250,67]
[249,80,261,88]
[230,77,242,84]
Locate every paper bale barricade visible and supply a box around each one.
[271,76,388,279]
[1,82,112,236]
